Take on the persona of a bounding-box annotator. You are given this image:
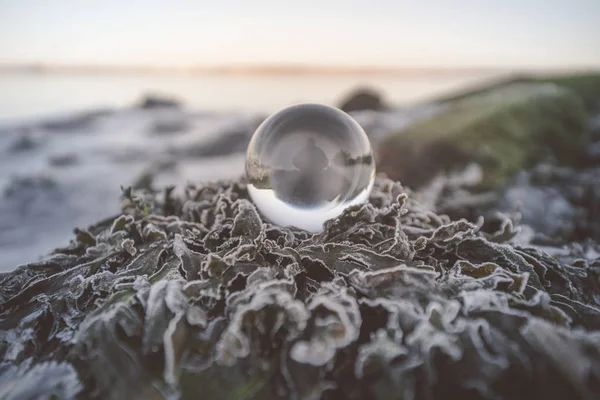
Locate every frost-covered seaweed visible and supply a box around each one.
[1,178,600,400]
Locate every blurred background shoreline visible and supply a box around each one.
[2,63,597,123]
[0,66,510,122]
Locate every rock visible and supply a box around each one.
[148,118,189,135]
[136,94,181,109]
[377,84,590,190]
[37,109,112,132]
[108,147,149,164]
[3,175,58,199]
[1,175,65,225]
[1,177,600,399]
[170,124,259,158]
[48,153,79,167]
[338,87,385,113]
[7,131,38,152]
[181,130,249,157]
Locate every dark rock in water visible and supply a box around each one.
[0,176,69,262]
[1,176,65,228]
[170,116,264,158]
[48,153,79,167]
[37,109,112,132]
[3,175,58,199]
[172,129,251,158]
[148,118,189,135]
[136,94,181,109]
[108,147,149,164]
[7,131,38,153]
[339,87,385,112]
[1,177,599,399]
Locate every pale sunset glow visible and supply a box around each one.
[0,0,599,70]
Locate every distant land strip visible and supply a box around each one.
[0,63,521,76]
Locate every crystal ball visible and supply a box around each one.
[246,103,375,232]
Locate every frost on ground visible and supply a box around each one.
[1,177,600,400]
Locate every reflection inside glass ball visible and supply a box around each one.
[246,103,375,232]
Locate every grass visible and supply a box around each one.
[436,72,600,112]
[536,73,600,111]
[377,81,591,189]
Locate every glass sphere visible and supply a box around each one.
[246,103,375,232]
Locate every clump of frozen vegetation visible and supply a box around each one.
[1,177,599,400]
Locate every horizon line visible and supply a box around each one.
[0,62,597,76]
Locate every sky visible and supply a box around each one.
[0,0,599,69]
